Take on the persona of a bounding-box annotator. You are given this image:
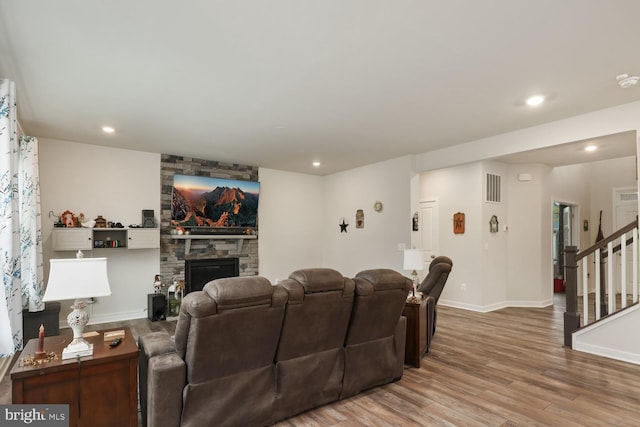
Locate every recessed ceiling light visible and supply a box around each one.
[312,161,321,167]
[585,145,597,152]
[102,126,115,134]
[526,95,545,107]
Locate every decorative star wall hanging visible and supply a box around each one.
[339,218,349,233]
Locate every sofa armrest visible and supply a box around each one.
[139,332,186,427]
[392,315,407,380]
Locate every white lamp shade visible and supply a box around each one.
[403,249,425,271]
[44,257,112,301]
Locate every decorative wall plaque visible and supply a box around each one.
[454,212,465,234]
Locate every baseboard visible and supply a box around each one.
[440,299,553,313]
[573,342,640,365]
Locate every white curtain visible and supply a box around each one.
[0,78,44,357]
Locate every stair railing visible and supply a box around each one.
[563,217,639,347]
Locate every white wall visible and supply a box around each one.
[419,156,635,312]
[258,168,324,283]
[506,163,553,305]
[588,156,637,238]
[322,156,414,277]
[419,163,485,310]
[39,138,161,324]
[481,161,509,308]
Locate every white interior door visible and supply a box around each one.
[420,200,439,270]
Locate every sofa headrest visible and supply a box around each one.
[288,268,350,294]
[429,256,453,270]
[354,269,412,295]
[431,262,452,275]
[203,276,283,311]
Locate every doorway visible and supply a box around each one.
[553,201,578,295]
[419,200,439,269]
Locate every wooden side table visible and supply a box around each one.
[403,297,427,368]
[11,327,139,427]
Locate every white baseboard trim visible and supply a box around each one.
[440,299,553,313]
[58,309,147,330]
[573,342,640,365]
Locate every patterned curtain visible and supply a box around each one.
[0,78,44,357]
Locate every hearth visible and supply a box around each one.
[185,258,239,294]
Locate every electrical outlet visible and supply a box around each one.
[461,283,467,291]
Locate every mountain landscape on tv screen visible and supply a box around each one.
[171,185,259,228]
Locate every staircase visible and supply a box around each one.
[564,217,640,364]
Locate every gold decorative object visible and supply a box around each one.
[19,352,59,367]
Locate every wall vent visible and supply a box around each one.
[485,173,501,203]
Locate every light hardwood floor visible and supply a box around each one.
[3,300,640,426]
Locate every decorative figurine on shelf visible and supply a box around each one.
[175,280,185,298]
[167,281,181,317]
[154,275,162,293]
[94,215,108,228]
[60,210,77,228]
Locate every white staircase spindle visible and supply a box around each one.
[634,227,638,304]
[621,233,627,309]
[595,249,601,320]
[582,257,588,322]
[607,241,614,314]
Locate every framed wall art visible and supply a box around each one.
[453,212,465,234]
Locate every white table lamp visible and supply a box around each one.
[43,252,111,359]
[403,248,425,302]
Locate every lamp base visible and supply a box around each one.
[62,338,93,360]
[63,299,93,359]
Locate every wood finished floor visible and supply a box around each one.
[3,298,640,426]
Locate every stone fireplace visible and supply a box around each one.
[159,154,259,285]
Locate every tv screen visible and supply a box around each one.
[171,174,259,231]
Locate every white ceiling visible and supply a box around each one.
[496,130,637,167]
[1,0,640,175]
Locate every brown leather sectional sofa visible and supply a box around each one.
[138,268,411,427]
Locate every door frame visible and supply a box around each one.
[551,199,581,297]
[419,199,439,268]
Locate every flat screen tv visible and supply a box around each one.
[171,174,259,232]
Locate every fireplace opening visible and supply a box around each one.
[185,257,239,294]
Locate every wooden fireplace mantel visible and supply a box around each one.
[170,234,257,254]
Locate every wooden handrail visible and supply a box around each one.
[575,218,638,262]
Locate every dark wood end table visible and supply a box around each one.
[10,327,139,427]
[403,297,427,368]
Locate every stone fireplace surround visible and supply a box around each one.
[160,154,259,286]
